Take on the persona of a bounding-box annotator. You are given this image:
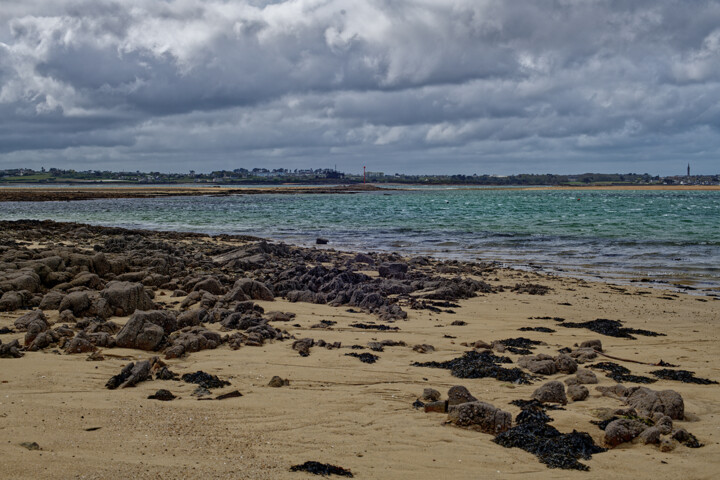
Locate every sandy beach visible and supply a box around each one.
[1,220,719,480]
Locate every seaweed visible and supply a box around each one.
[650,369,718,385]
[518,327,556,333]
[349,323,399,331]
[588,362,656,384]
[290,461,354,477]
[181,371,230,389]
[345,352,379,364]
[497,337,543,355]
[559,319,664,339]
[413,350,531,384]
[682,432,704,448]
[494,421,606,470]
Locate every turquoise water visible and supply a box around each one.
[1,189,718,291]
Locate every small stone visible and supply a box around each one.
[268,376,289,387]
[659,438,676,452]
[576,369,598,384]
[421,388,441,402]
[20,441,40,451]
[447,386,478,407]
[148,389,176,401]
[638,426,661,445]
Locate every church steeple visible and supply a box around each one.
[687,163,690,177]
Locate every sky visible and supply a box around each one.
[1,0,719,176]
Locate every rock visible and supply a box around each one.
[532,381,567,404]
[114,310,177,351]
[14,310,49,331]
[292,338,314,357]
[0,339,24,358]
[423,401,447,413]
[353,253,374,265]
[412,344,435,354]
[105,359,154,389]
[554,354,578,374]
[655,415,673,435]
[421,388,441,402]
[447,401,512,434]
[191,386,211,397]
[164,326,222,358]
[100,281,154,316]
[604,418,648,447]
[192,277,225,295]
[567,384,589,401]
[176,309,207,329]
[579,339,603,352]
[148,389,176,401]
[20,441,41,451]
[58,291,92,316]
[65,334,96,354]
[316,238,329,245]
[448,385,478,407]
[575,369,598,384]
[0,291,26,311]
[638,426,661,445]
[70,273,104,290]
[39,291,64,310]
[519,356,557,375]
[268,376,289,387]
[625,387,684,420]
[378,262,408,279]
[659,438,676,452]
[232,278,274,301]
[596,384,628,399]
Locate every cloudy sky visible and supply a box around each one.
[1,0,719,175]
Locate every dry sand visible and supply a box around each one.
[1,265,719,479]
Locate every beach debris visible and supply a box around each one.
[511,283,551,295]
[494,402,605,470]
[518,326,556,333]
[650,369,718,385]
[268,376,289,387]
[290,461,353,477]
[148,389,176,401]
[345,352,379,364]
[413,350,530,384]
[412,344,435,354]
[588,362,656,383]
[349,323,399,331]
[215,390,243,400]
[558,318,664,339]
[494,337,543,355]
[181,371,230,389]
[20,442,41,451]
[191,386,212,397]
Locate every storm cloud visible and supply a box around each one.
[1,0,719,174]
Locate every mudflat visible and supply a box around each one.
[0,220,718,479]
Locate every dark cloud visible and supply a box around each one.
[0,0,719,174]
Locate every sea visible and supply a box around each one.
[1,186,718,294]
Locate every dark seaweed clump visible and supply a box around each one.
[495,400,605,471]
[349,323,399,331]
[650,369,718,385]
[345,352,379,364]
[181,371,230,389]
[559,319,664,339]
[413,350,531,384]
[290,461,353,477]
[588,362,656,384]
[497,337,544,355]
[518,327,556,333]
[682,432,704,448]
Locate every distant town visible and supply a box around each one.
[0,167,718,186]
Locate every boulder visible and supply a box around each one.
[519,356,557,375]
[575,369,598,384]
[625,387,684,420]
[14,310,49,331]
[39,291,64,310]
[114,310,177,351]
[604,418,648,447]
[532,381,567,404]
[192,277,225,295]
[447,401,512,434]
[579,339,603,352]
[554,354,578,374]
[58,291,92,317]
[105,359,153,389]
[638,426,661,445]
[448,386,478,407]
[0,339,23,358]
[421,388,441,402]
[0,291,27,311]
[100,281,154,316]
[232,278,274,301]
[378,262,408,279]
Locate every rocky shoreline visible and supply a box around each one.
[0,184,384,202]
[1,219,718,479]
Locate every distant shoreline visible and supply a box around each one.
[522,185,720,191]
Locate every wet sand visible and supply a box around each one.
[0,221,718,479]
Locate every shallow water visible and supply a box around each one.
[1,188,718,291]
